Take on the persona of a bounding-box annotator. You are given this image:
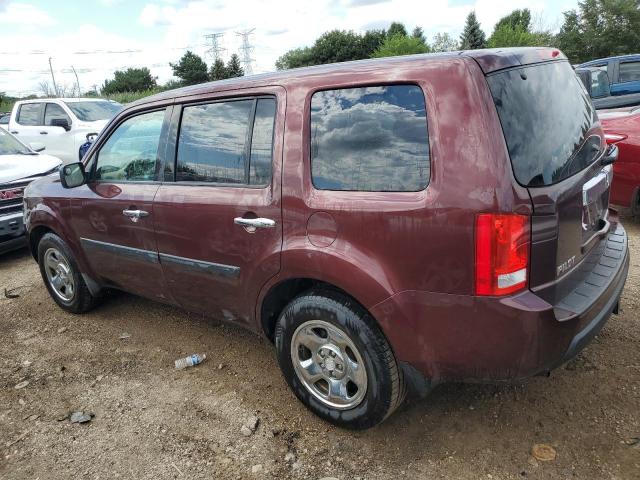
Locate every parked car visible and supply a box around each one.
[0,112,10,130]
[578,54,640,96]
[7,98,122,164]
[576,67,640,110]
[23,48,629,429]
[0,129,61,254]
[599,107,640,215]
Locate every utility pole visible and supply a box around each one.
[204,32,226,62]
[71,65,80,97]
[48,57,59,97]
[235,28,255,76]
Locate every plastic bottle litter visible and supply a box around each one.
[174,353,207,370]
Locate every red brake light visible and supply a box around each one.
[475,213,530,296]
[604,133,627,145]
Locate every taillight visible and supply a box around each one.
[475,213,530,296]
[604,133,627,145]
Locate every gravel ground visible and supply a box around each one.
[0,215,639,480]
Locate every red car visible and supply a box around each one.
[23,48,629,429]
[600,107,640,214]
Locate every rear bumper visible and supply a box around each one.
[0,211,27,254]
[371,223,630,384]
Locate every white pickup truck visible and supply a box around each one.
[7,98,121,163]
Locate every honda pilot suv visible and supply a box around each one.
[23,48,629,429]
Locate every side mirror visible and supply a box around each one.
[86,132,99,142]
[51,118,71,131]
[60,162,86,188]
[29,142,46,152]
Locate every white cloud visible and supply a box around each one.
[0,2,55,26]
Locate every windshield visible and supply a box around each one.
[487,61,599,187]
[64,101,122,122]
[0,129,30,155]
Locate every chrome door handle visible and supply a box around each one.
[122,209,149,223]
[234,217,276,230]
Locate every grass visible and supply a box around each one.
[101,88,166,105]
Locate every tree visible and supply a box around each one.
[555,0,640,64]
[312,30,369,64]
[387,22,408,37]
[102,67,157,95]
[494,8,532,31]
[373,34,430,58]
[226,54,244,78]
[459,11,486,49]
[275,47,315,70]
[209,58,228,80]
[487,8,551,48]
[431,32,459,52]
[360,29,387,58]
[411,26,426,43]
[170,51,209,86]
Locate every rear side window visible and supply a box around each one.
[17,103,43,126]
[487,61,599,187]
[310,85,429,191]
[44,103,71,126]
[619,61,640,83]
[176,97,275,186]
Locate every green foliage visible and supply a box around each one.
[101,67,157,95]
[226,54,244,78]
[170,51,209,86]
[101,88,164,105]
[431,32,459,52]
[387,22,408,37]
[494,8,532,31]
[373,34,430,58]
[459,11,486,49]
[275,47,315,70]
[411,26,426,43]
[488,8,551,48]
[275,29,381,70]
[209,58,228,81]
[555,0,640,64]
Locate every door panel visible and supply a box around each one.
[154,89,284,326]
[68,108,172,302]
[41,103,75,161]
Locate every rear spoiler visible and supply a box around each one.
[462,48,567,74]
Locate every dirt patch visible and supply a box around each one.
[1,215,639,479]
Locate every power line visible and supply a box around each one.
[204,33,226,62]
[236,28,255,76]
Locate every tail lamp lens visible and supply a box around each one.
[475,213,530,296]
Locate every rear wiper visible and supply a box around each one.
[601,144,618,166]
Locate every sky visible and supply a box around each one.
[0,0,579,97]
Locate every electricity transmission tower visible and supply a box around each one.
[204,33,226,62]
[236,28,255,75]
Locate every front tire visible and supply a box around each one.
[275,289,405,429]
[37,233,97,313]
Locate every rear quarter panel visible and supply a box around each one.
[267,57,531,319]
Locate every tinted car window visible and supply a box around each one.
[94,109,165,182]
[590,70,610,97]
[487,61,599,187]
[310,85,429,191]
[44,103,70,126]
[0,114,9,125]
[17,103,43,126]
[249,98,276,185]
[619,61,640,83]
[177,100,253,184]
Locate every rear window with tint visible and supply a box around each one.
[487,61,599,187]
[310,85,429,191]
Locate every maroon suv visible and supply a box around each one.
[24,48,629,429]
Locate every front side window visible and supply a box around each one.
[65,101,122,122]
[44,103,71,126]
[176,97,276,186]
[17,103,43,126]
[619,61,640,83]
[310,85,430,191]
[94,109,165,182]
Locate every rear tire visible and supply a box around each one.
[275,289,405,429]
[37,233,97,314]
